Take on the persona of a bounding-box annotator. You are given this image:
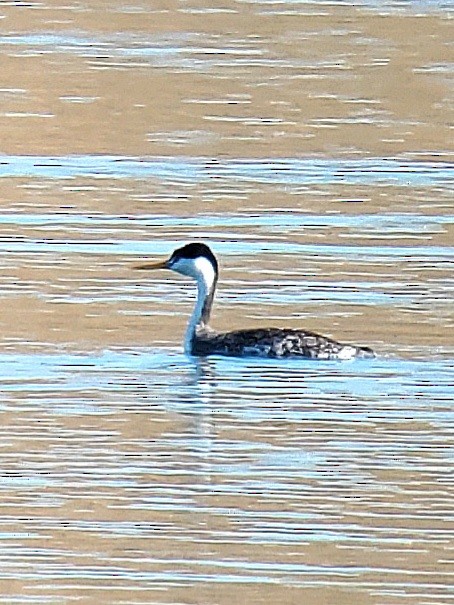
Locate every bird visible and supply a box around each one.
[135,242,375,360]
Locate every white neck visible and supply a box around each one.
[183,257,217,354]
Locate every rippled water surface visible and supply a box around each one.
[0,0,453,603]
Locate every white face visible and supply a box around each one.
[170,255,216,287]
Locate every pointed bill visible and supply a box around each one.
[134,259,169,270]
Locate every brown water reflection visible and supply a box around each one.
[0,3,452,158]
[0,1,453,604]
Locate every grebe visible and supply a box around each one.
[135,242,375,360]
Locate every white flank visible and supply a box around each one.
[338,345,357,360]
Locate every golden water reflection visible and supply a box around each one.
[0,1,452,603]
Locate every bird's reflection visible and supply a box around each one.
[132,354,220,484]
[170,356,219,485]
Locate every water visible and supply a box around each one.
[0,0,453,603]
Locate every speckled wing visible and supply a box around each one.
[193,328,374,360]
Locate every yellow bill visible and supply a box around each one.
[134,259,168,270]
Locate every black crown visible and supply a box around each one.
[170,242,219,272]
